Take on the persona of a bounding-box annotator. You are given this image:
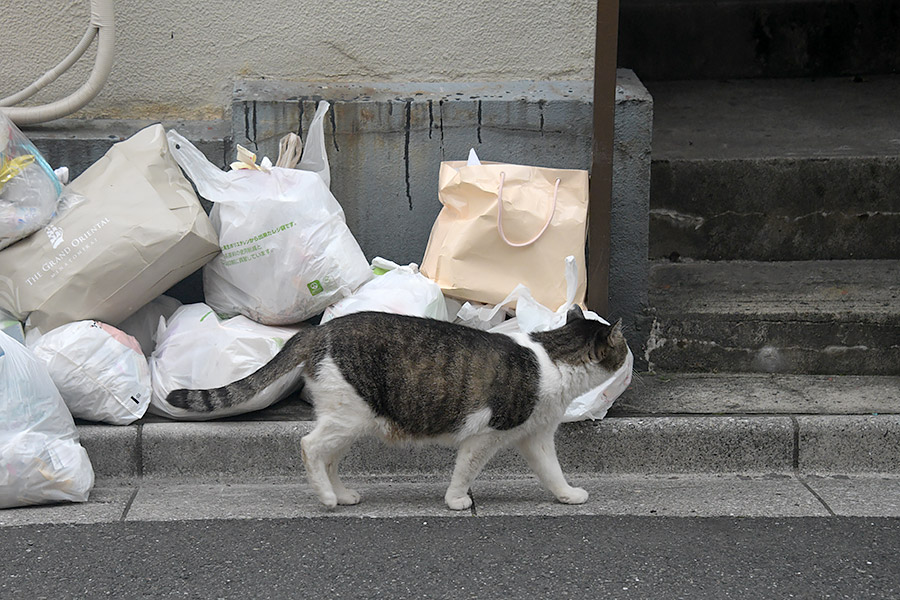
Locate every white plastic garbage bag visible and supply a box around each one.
[0,113,63,251]
[29,321,151,425]
[453,256,633,421]
[118,295,183,357]
[321,258,449,323]
[149,303,303,420]
[0,331,94,508]
[167,101,372,325]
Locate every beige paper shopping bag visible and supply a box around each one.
[0,124,219,334]
[420,161,589,309]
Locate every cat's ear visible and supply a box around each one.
[566,305,585,323]
[596,318,624,353]
[609,318,623,340]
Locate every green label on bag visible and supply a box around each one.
[307,280,324,296]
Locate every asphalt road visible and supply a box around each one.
[2,516,898,599]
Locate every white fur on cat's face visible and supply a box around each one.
[300,329,621,511]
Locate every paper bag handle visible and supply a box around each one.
[496,172,560,247]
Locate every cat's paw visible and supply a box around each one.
[556,486,589,505]
[336,488,361,505]
[445,494,473,511]
[318,491,338,509]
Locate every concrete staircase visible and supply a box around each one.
[619,0,899,392]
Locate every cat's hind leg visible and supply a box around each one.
[445,434,504,510]
[515,430,588,505]
[326,443,360,506]
[301,419,363,508]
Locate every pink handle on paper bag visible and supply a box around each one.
[496,171,561,248]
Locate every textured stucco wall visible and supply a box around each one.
[3,1,597,120]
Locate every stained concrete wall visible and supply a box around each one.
[3,1,596,120]
[230,70,652,351]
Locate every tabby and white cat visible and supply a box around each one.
[166,307,628,510]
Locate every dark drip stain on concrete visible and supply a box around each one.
[439,99,445,160]
[539,99,546,137]
[477,100,483,144]
[404,100,413,210]
[329,107,340,152]
[242,101,258,151]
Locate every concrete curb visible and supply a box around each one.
[77,414,900,482]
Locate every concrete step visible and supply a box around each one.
[648,76,900,261]
[619,0,900,80]
[646,259,900,375]
[74,373,899,483]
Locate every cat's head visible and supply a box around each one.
[549,306,629,373]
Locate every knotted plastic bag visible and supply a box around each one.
[0,113,62,250]
[29,321,151,425]
[0,331,94,508]
[149,303,303,420]
[167,102,371,325]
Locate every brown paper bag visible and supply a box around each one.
[420,161,589,309]
[0,124,219,334]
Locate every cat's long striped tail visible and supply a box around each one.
[164,325,316,412]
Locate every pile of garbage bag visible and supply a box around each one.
[0,106,631,509]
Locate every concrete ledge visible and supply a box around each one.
[798,415,900,473]
[77,424,140,479]
[649,76,900,261]
[647,260,900,375]
[85,416,798,482]
[651,156,900,261]
[78,414,900,482]
[141,421,310,480]
[610,373,900,416]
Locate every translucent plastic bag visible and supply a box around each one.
[321,258,449,323]
[149,303,303,420]
[0,331,94,508]
[29,321,151,425]
[167,101,372,325]
[0,113,62,250]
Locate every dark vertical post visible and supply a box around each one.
[588,0,619,316]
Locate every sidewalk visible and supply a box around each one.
[4,473,900,527]
[3,372,898,527]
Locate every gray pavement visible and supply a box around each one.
[2,513,899,599]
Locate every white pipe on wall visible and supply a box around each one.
[0,27,98,107]
[1,0,115,125]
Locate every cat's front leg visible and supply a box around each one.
[515,431,588,505]
[327,452,361,506]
